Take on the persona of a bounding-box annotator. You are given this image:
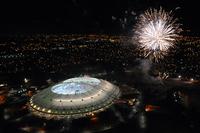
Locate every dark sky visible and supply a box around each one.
[0,0,199,35]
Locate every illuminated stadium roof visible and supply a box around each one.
[51,77,100,95]
[29,77,120,119]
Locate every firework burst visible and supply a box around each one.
[134,7,182,62]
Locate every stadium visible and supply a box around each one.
[29,76,121,119]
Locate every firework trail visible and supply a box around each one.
[134,7,182,62]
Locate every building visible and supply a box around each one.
[29,76,120,119]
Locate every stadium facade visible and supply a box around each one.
[29,77,120,119]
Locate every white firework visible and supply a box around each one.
[134,7,182,61]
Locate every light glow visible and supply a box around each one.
[51,82,94,95]
[134,7,181,61]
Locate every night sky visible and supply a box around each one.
[0,0,199,35]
